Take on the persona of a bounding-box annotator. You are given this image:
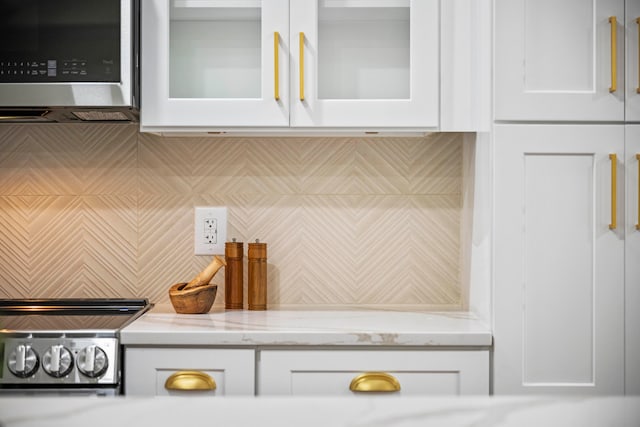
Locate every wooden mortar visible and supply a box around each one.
[169,283,217,314]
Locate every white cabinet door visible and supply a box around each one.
[627,0,640,122]
[140,0,290,130]
[124,348,255,396]
[626,125,640,394]
[495,0,624,121]
[258,350,489,396]
[493,125,625,394]
[289,0,438,128]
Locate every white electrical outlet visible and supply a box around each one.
[194,207,227,255]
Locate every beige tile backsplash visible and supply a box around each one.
[0,123,463,309]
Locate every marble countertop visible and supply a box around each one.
[120,305,492,347]
[1,396,638,427]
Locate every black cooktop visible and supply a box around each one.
[0,298,150,332]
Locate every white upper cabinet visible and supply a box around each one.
[495,0,625,121]
[140,0,440,132]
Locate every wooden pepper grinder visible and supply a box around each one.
[224,239,244,310]
[248,239,267,311]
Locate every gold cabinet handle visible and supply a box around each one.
[609,17,617,93]
[636,154,640,230]
[299,32,305,101]
[164,371,216,391]
[636,18,640,93]
[610,154,617,230]
[349,372,401,393]
[274,31,280,101]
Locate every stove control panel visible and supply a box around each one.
[0,338,118,385]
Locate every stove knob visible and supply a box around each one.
[8,344,40,378]
[77,345,108,378]
[42,345,74,378]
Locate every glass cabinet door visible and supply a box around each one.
[290,0,438,128]
[141,0,289,130]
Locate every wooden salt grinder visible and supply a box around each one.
[224,239,244,310]
[248,240,267,311]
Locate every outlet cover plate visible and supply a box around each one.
[194,206,227,255]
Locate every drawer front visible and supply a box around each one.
[125,347,255,396]
[258,350,489,396]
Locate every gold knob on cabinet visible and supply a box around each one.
[349,372,401,393]
[164,371,216,391]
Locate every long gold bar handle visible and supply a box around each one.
[636,18,640,93]
[274,32,280,101]
[299,32,305,101]
[165,371,216,391]
[636,154,640,230]
[610,154,617,230]
[349,372,401,393]
[609,17,617,93]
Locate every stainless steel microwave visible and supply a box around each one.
[0,0,139,122]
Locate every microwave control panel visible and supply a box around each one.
[0,58,119,83]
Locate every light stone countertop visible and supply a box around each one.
[120,305,492,347]
[0,396,638,427]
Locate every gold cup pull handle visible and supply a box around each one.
[349,372,401,393]
[636,154,640,230]
[610,154,617,230]
[609,17,617,93]
[274,31,280,101]
[165,371,217,391]
[299,32,305,101]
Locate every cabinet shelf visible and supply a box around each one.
[171,4,260,21]
[173,0,260,8]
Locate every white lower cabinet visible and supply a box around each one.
[124,348,255,396]
[257,350,489,396]
[124,347,489,396]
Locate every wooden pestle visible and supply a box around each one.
[183,255,227,290]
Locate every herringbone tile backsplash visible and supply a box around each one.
[0,124,464,309]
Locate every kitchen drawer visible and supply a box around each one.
[124,347,255,396]
[257,349,489,396]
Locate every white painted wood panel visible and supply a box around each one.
[495,0,624,121]
[124,348,255,396]
[258,350,489,395]
[523,154,594,384]
[494,125,625,394]
[626,125,640,394]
